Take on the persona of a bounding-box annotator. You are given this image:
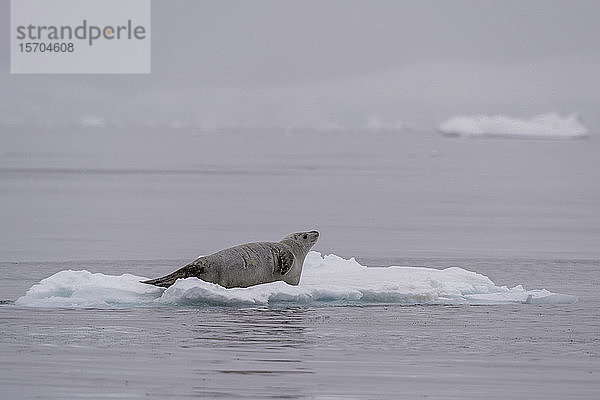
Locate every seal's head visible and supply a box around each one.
[280,230,319,252]
[278,230,319,286]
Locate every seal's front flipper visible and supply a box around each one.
[276,249,295,276]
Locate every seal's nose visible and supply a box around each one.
[310,230,319,237]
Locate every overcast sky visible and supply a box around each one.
[1,0,599,128]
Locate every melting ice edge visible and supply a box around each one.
[15,252,578,308]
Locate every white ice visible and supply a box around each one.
[15,252,578,308]
[438,113,588,139]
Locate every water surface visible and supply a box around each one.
[1,127,599,398]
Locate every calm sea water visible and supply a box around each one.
[1,127,599,398]
[1,257,599,399]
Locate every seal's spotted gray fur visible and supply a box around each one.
[142,231,319,288]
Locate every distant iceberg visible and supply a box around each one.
[364,117,404,131]
[316,122,348,132]
[438,113,588,139]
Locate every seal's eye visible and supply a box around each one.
[303,234,308,239]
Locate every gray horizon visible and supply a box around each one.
[1,0,599,130]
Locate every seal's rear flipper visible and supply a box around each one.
[140,272,181,288]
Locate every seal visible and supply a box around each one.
[141,230,319,288]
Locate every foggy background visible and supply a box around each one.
[1,0,600,129]
[1,0,599,261]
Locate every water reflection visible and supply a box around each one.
[181,307,315,398]
[188,307,312,348]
